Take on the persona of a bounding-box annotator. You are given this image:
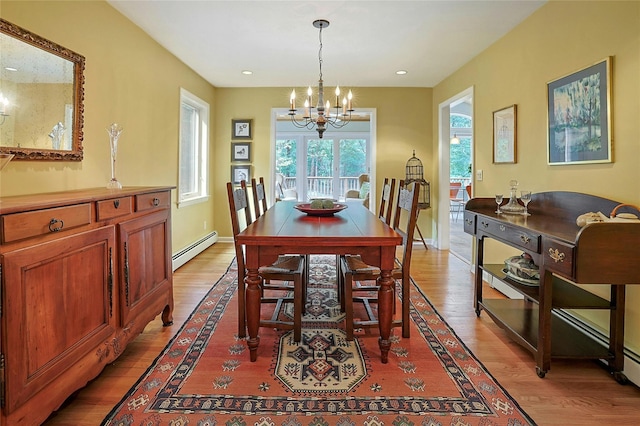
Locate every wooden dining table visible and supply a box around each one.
[236,200,403,363]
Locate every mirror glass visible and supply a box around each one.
[0,18,85,161]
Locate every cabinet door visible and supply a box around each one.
[2,226,116,414]
[118,209,172,327]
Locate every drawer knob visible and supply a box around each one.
[465,219,473,225]
[48,218,64,232]
[520,235,531,244]
[153,197,160,207]
[481,221,489,228]
[500,225,506,232]
[113,199,120,209]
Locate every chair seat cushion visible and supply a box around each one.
[342,255,401,277]
[259,255,303,273]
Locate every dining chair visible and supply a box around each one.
[449,182,464,222]
[378,177,397,225]
[252,176,310,298]
[337,177,397,307]
[251,177,268,218]
[227,180,306,342]
[338,179,420,340]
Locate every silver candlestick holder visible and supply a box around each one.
[106,123,124,189]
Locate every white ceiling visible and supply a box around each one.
[107,0,546,88]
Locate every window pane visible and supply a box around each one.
[306,139,334,199]
[275,139,298,191]
[180,103,198,196]
[339,139,367,198]
[178,88,209,206]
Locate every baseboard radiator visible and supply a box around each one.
[172,231,218,271]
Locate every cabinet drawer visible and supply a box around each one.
[477,217,540,252]
[97,197,133,221]
[543,238,575,279]
[136,191,170,212]
[463,212,476,235]
[1,203,91,243]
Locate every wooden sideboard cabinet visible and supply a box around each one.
[465,191,640,383]
[0,186,174,425]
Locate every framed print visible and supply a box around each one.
[493,104,517,164]
[547,57,612,165]
[231,165,251,184]
[232,119,252,140]
[231,143,251,162]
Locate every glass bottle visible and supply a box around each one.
[500,179,525,214]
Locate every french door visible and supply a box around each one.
[275,133,370,202]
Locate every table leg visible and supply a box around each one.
[377,268,395,364]
[245,266,262,362]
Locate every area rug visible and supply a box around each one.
[102,256,535,425]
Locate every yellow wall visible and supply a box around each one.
[0,1,217,254]
[3,0,639,353]
[433,0,640,351]
[213,87,432,238]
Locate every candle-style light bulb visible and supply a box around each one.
[306,86,313,112]
[342,97,347,115]
[347,90,353,110]
[290,90,296,110]
[335,86,340,107]
[325,100,331,117]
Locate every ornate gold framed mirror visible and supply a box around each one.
[0,18,85,161]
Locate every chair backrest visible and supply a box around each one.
[251,177,268,218]
[392,180,420,275]
[377,177,396,225]
[450,182,462,199]
[227,180,253,282]
[465,184,472,199]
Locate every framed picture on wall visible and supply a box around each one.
[547,57,612,165]
[493,104,517,164]
[231,143,251,162]
[231,165,251,184]
[232,119,252,140]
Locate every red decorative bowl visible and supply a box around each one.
[294,203,348,216]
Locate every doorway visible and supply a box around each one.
[271,108,376,206]
[437,88,474,263]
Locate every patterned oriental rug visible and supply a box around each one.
[102,256,535,426]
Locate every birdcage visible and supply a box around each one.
[405,150,430,209]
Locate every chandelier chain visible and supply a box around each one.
[318,24,323,82]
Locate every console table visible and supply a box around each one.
[0,186,174,425]
[464,191,640,382]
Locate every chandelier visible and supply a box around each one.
[288,19,353,139]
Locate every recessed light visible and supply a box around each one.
[4,67,17,72]
[241,70,253,75]
[396,70,407,75]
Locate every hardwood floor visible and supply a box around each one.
[44,242,640,425]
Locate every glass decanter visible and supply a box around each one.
[500,179,525,214]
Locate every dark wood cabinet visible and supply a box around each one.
[465,191,640,382]
[0,187,174,426]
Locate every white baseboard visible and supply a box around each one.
[172,231,218,271]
